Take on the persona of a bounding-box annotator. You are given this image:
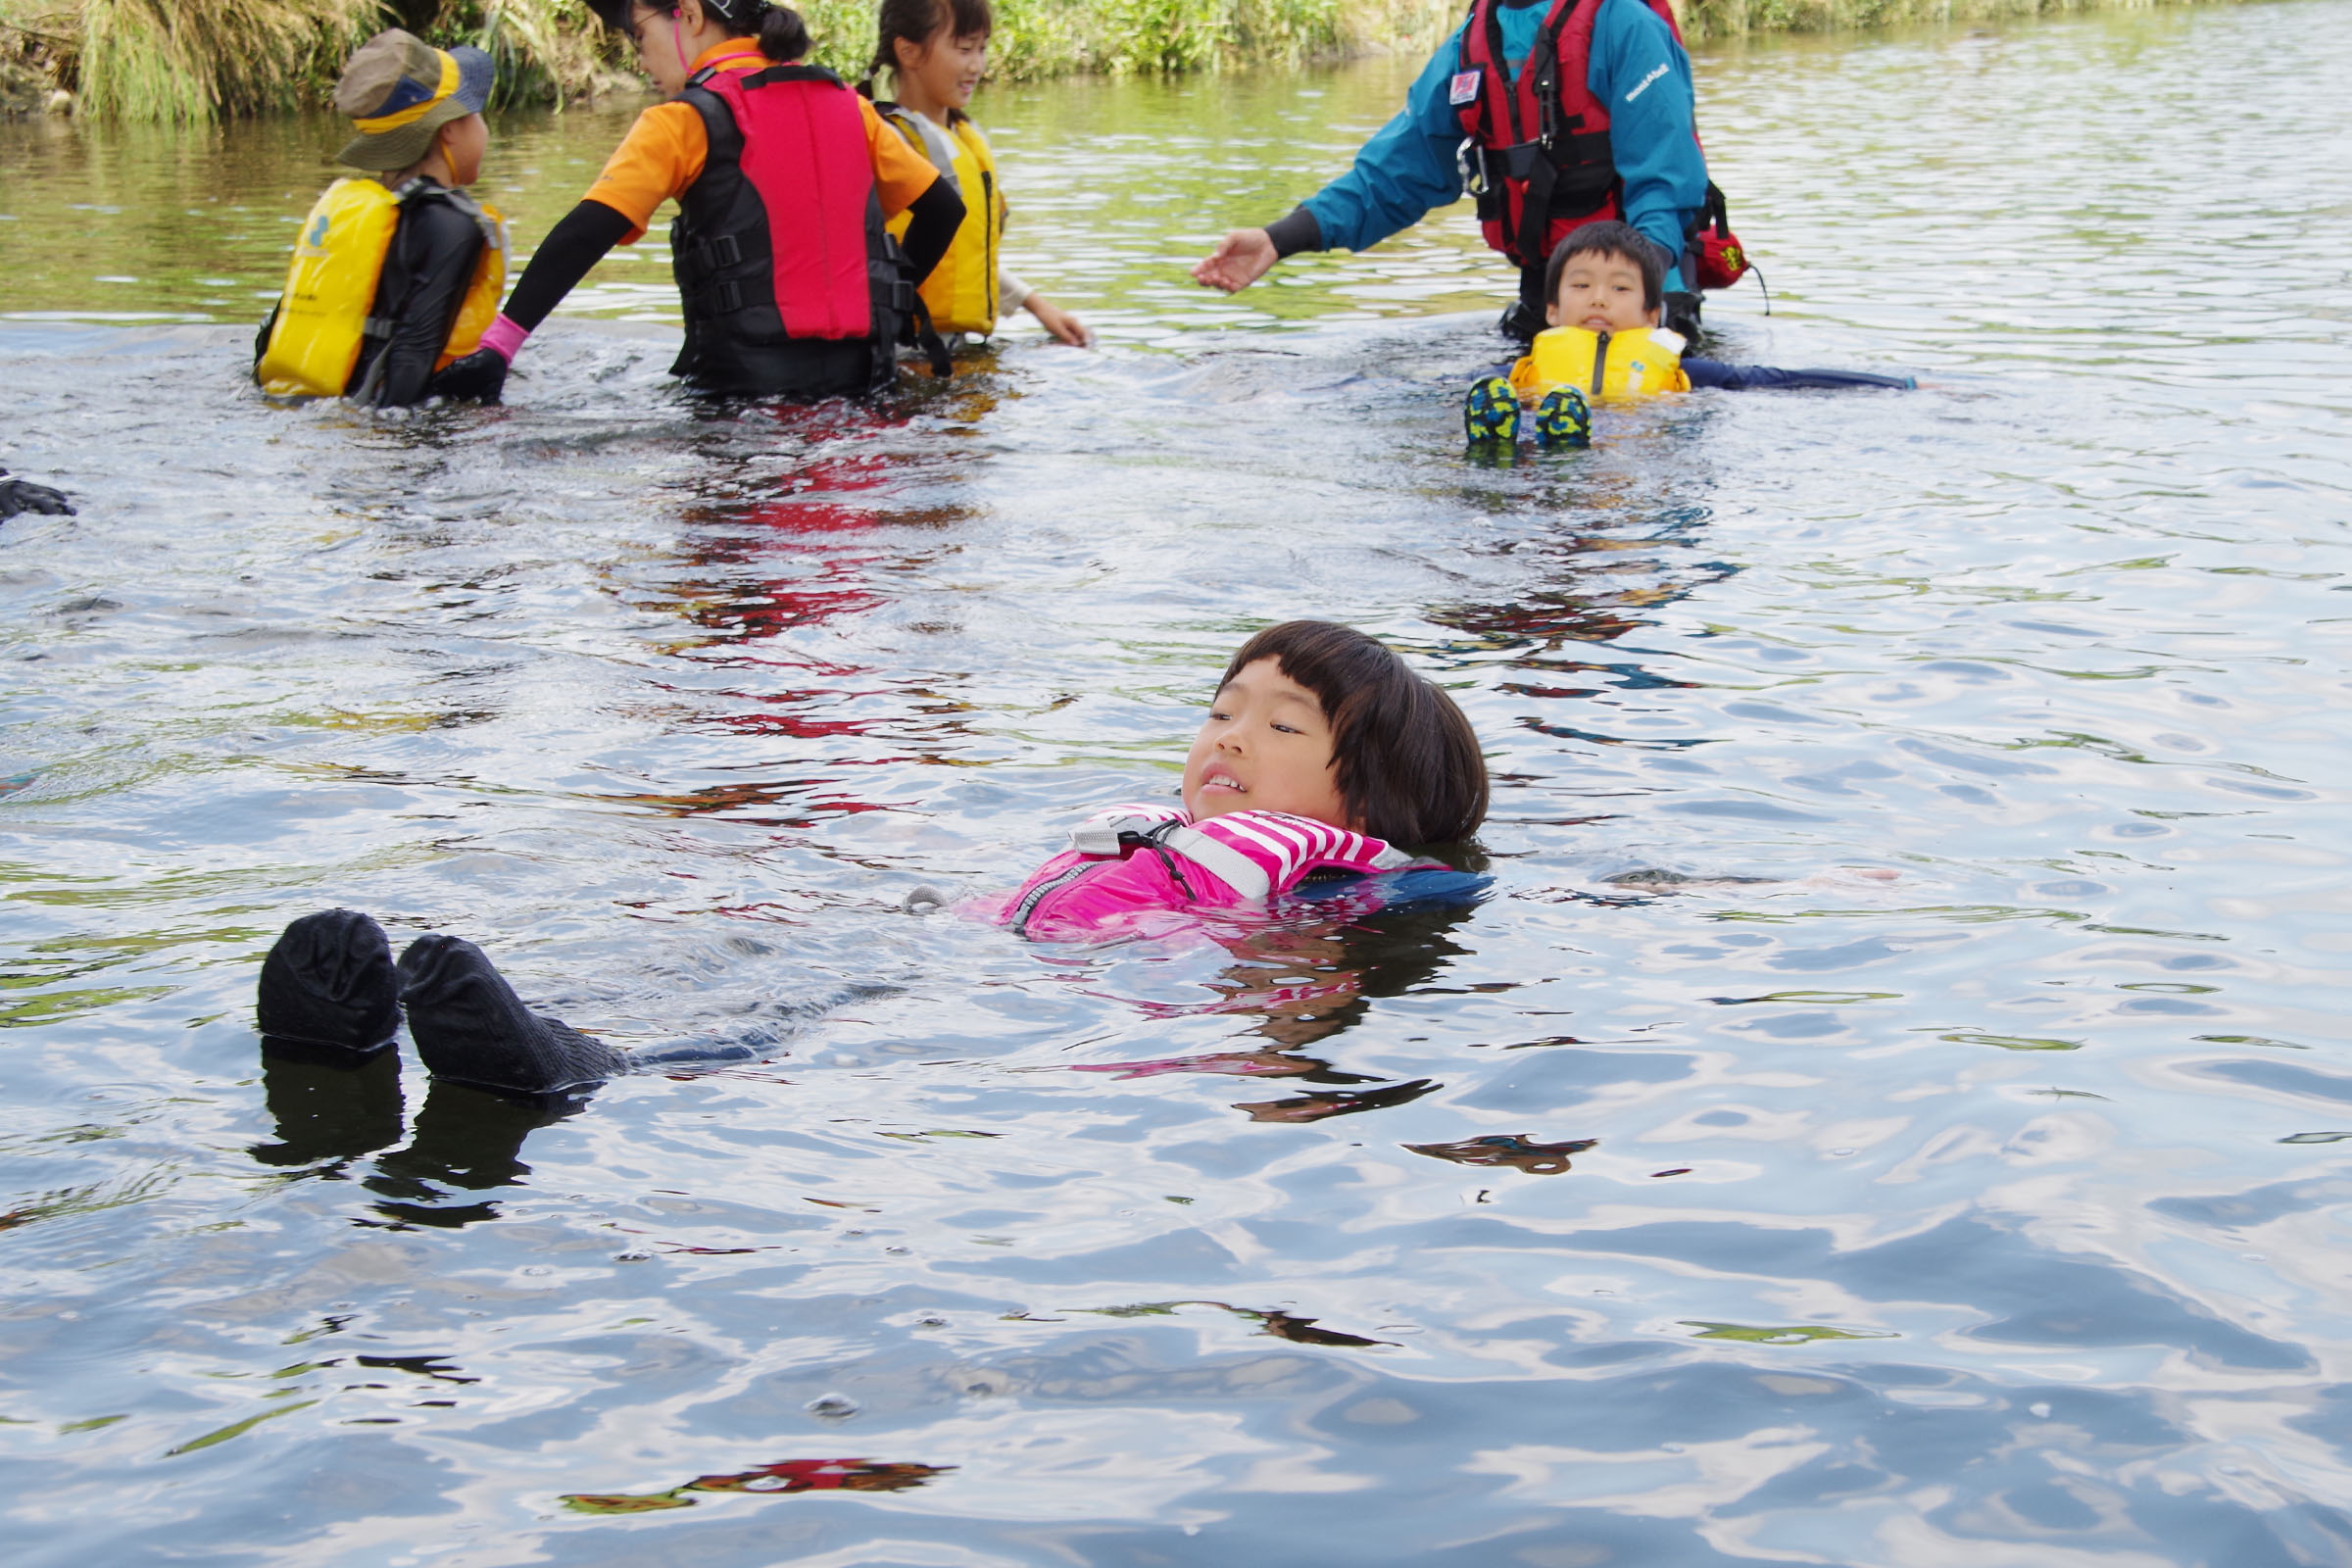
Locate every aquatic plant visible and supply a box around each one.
[426,0,629,107]
[7,0,2252,118]
[797,0,1453,81]
[72,0,379,120]
[10,0,626,119]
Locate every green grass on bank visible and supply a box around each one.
[1,0,2250,120]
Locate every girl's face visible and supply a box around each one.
[893,21,988,114]
[1183,659,1351,829]
[627,1,724,97]
[437,112,486,186]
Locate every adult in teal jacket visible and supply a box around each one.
[1193,0,1711,342]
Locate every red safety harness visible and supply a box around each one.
[1452,0,1747,288]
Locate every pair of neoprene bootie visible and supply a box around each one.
[257,909,629,1095]
[1464,377,1592,449]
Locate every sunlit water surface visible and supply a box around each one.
[4,2,2351,1563]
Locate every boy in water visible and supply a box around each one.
[254,30,508,408]
[1465,220,1914,448]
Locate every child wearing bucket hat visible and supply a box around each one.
[254,28,511,408]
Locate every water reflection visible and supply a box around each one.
[252,1036,592,1228]
[563,1456,955,1514]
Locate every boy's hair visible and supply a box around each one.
[1544,220,1665,315]
[862,0,993,93]
[1219,620,1488,846]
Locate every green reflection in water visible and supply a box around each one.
[1683,1321,1900,1344]
[0,54,1510,340]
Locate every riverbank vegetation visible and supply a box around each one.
[1,0,2248,120]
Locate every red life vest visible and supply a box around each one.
[1452,0,1682,271]
[670,63,915,395]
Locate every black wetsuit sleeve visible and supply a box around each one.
[500,199,637,331]
[897,177,965,284]
[358,198,484,408]
[1265,207,1325,258]
[1683,356,1916,391]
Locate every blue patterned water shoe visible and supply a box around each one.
[1534,385,1592,449]
[1463,376,1521,445]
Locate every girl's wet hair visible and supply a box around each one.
[861,0,994,96]
[596,0,810,63]
[1219,620,1488,846]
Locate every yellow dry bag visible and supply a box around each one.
[1508,325,1690,404]
[881,107,1006,338]
[256,178,507,399]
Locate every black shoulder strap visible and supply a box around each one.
[676,79,740,164]
[742,63,845,89]
[1476,0,1515,144]
[1530,0,1589,144]
[419,182,502,252]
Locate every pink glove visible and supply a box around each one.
[477,313,530,364]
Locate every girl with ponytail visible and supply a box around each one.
[438,0,968,399]
[862,0,1092,348]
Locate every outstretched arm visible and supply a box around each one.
[1194,24,1471,293]
[500,200,635,333]
[425,200,633,403]
[1683,357,1915,391]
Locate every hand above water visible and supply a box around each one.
[1193,228,1278,294]
[1023,294,1095,347]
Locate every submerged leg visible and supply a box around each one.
[396,934,631,1095]
[257,908,404,1052]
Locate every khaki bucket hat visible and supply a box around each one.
[334,28,495,172]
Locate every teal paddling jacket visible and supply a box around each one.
[1289,0,1708,290]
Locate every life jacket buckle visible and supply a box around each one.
[1457,137,1489,197]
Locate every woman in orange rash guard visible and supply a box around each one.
[437,0,964,400]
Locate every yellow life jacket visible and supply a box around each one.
[1508,325,1690,404]
[256,177,507,399]
[878,105,1006,338]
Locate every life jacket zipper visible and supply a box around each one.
[1591,328,1609,395]
[1008,859,1099,938]
[980,167,996,323]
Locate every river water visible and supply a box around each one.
[4,2,2350,1562]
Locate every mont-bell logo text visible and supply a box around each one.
[1624,62,1668,102]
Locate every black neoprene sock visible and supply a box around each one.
[395,934,630,1095]
[257,908,403,1052]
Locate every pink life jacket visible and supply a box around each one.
[999,805,1420,943]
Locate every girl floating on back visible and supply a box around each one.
[999,620,1489,940]
[863,0,1092,348]
[254,622,1488,1094]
